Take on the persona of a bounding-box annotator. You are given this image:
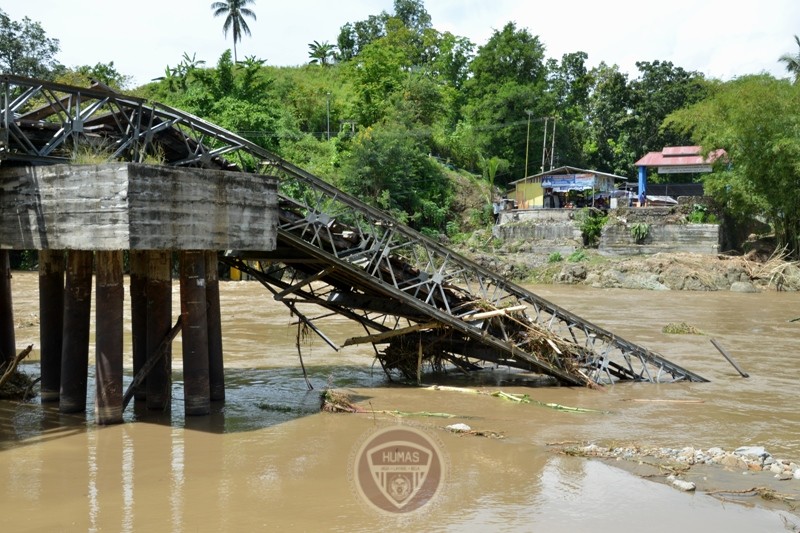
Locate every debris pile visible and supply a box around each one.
[558,442,800,481]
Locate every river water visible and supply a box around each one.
[1,272,799,531]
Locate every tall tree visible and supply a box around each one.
[349,39,406,126]
[467,22,547,98]
[546,51,593,169]
[210,0,257,63]
[666,75,800,258]
[584,62,633,176]
[779,34,800,83]
[308,41,336,66]
[336,15,388,62]
[628,60,707,158]
[393,0,432,34]
[463,22,550,183]
[0,9,61,78]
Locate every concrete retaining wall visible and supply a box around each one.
[599,223,720,255]
[493,208,721,256]
[493,208,582,244]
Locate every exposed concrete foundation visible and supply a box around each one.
[0,163,278,424]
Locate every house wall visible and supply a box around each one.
[514,182,543,209]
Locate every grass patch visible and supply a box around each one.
[662,322,704,335]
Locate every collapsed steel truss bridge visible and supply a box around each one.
[0,74,707,386]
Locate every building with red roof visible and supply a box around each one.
[635,146,726,202]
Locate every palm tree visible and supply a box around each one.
[308,41,336,66]
[210,0,257,64]
[779,35,800,83]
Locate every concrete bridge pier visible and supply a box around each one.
[180,250,210,416]
[59,250,93,414]
[129,251,148,403]
[1,162,278,425]
[206,251,225,402]
[38,250,65,402]
[95,250,124,425]
[0,251,15,368]
[146,250,173,411]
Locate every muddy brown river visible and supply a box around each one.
[1,271,799,531]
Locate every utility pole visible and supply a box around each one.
[326,92,331,141]
[524,110,533,178]
[541,116,557,171]
[540,117,549,172]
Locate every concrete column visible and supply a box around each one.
[205,251,225,402]
[95,250,124,425]
[39,250,65,402]
[60,250,93,414]
[180,250,210,416]
[129,251,148,402]
[146,251,172,411]
[0,250,15,367]
[637,166,647,205]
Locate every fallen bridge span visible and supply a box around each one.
[0,74,706,423]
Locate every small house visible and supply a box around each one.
[510,166,627,209]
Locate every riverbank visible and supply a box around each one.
[550,441,800,515]
[456,230,800,292]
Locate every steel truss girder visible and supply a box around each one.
[0,75,707,385]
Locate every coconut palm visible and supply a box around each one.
[308,40,336,66]
[210,0,257,64]
[778,35,800,82]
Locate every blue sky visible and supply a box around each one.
[6,0,798,86]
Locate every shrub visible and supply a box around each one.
[575,208,608,247]
[629,222,650,243]
[687,204,718,224]
[548,252,563,263]
[568,250,586,262]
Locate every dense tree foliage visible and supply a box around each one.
[666,75,800,258]
[6,3,796,246]
[0,9,61,78]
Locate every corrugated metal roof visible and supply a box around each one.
[635,146,726,167]
[662,146,701,156]
[510,165,627,184]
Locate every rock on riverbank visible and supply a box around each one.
[555,442,800,512]
[468,246,800,292]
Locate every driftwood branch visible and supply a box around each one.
[288,302,315,391]
[464,305,527,321]
[0,345,33,389]
[343,321,440,347]
[122,317,182,410]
